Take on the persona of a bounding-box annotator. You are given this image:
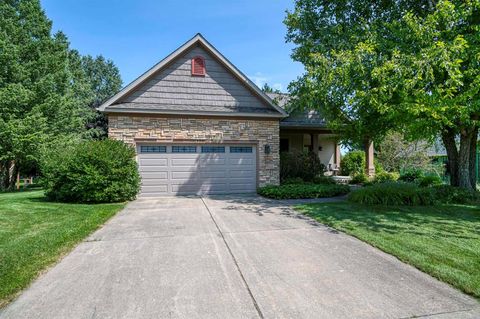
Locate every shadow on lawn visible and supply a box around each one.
[298,203,480,240]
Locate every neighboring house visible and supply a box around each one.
[99,34,340,196]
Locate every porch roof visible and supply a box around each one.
[266,93,328,129]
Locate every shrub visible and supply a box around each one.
[341,151,364,176]
[350,173,368,184]
[431,185,480,204]
[313,175,336,185]
[41,139,140,203]
[258,184,350,200]
[282,177,305,185]
[399,168,424,183]
[341,150,384,176]
[418,175,443,187]
[348,182,435,206]
[372,171,399,184]
[280,151,325,182]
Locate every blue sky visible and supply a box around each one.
[41,0,304,92]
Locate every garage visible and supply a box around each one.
[138,144,257,196]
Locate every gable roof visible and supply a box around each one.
[98,33,288,118]
[265,92,328,128]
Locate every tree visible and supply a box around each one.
[376,132,431,172]
[285,0,480,189]
[0,0,122,189]
[79,55,122,139]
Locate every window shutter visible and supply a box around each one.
[191,56,205,76]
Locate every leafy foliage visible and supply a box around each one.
[432,185,480,204]
[258,183,350,200]
[285,0,480,189]
[0,0,122,190]
[350,173,368,185]
[372,171,399,184]
[312,175,337,185]
[340,151,365,176]
[40,140,140,203]
[418,175,443,187]
[376,132,431,172]
[280,151,325,182]
[348,182,435,206]
[398,169,424,183]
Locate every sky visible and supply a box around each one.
[41,0,304,93]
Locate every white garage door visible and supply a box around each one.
[138,144,257,196]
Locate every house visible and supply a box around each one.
[99,34,341,196]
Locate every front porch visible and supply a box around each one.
[280,128,341,176]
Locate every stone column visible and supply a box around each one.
[365,140,375,176]
[334,142,341,169]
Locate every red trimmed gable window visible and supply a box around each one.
[191,56,205,76]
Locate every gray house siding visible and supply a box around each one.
[115,45,272,113]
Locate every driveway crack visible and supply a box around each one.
[200,197,264,319]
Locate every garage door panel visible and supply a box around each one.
[139,166,170,172]
[229,158,254,165]
[140,172,168,179]
[139,158,168,166]
[138,144,256,196]
[171,158,200,166]
[141,178,169,186]
[141,185,169,193]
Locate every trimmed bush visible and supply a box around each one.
[432,185,480,204]
[258,183,350,200]
[350,173,368,184]
[418,175,442,187]
[372,171,399,184]
[399,168,423,183]
[282,177,305,185]
[341,150,384,176]
[341,151,364,176]
[41,139,140,203]
[348,182,435,206]
[280,151,325,182]
[313,175,337,185]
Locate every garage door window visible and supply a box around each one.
[201,146,225,153]
[172,145,197,153]
[230,146,253,153]
[140,146,166,153]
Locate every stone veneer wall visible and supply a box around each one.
[108,115,280,186]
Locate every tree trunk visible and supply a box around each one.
[441,129,459,186]
[469,126,478,189]
[458,128,476,190]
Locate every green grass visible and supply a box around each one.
[0,190,125,307]
[296,202,480,298]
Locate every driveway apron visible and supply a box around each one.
[0,195,478,319]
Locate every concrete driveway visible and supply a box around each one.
[1,195,478,319]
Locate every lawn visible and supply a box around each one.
[296,202,480,298]
[0,190,125,307]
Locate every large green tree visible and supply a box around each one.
[285,0,480,189]
[0,0,122,189]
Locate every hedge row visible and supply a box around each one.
[258,184,350,200]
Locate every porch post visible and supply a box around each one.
[365,139,375,177]
[312,133,319,158]
[334,142,341,169]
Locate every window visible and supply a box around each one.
[191,56,205,76]
[280,139,289,153]
[201,146,225,153]
[172,145,197,153]
[230,146,253,153]
[140,145,166,153]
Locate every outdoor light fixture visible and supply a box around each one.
[264,144,271,154]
